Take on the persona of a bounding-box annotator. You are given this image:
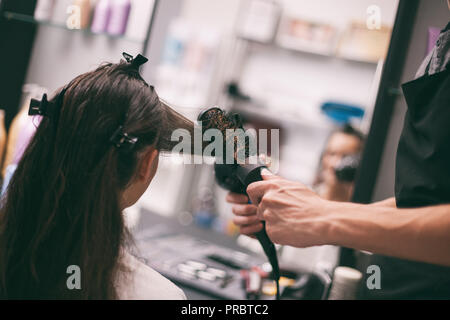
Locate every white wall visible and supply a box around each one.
[180,0,241,31]
[25,25,143,93]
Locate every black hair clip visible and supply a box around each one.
[28,88,67,118]
[29,93,53,117]
[110,126,138,152]
[122,52,148,69]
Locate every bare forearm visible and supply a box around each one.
[245,174,450,266]
[323,201,450,266]
[368,197,396,207]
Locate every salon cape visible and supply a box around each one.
[116,252,187,300]
[358,25,450,299]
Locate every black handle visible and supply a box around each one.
[238,164,280,282]
[255,224,280,281]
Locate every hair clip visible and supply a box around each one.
[28,88,67,118]
[110,126,138,152]
[29,93,53,117]
[122,52,148,69]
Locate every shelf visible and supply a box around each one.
[276,36,334,57]
[239,35,380,66]
[233,103,333,131]
[2,11,144,44]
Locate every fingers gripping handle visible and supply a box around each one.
[240,165,280,289]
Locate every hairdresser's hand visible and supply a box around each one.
[247,170,331,248]
[226,193,263,236]
[225,154,273,236]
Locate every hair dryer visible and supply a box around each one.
[334,154,361,183]
[198,107,281,299]
[155,102,281,298]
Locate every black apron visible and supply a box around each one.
[358,67,450,299]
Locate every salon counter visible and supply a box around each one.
[133,209,263,300]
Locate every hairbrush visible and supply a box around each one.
[198,107,281,299]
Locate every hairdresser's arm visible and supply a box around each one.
[368,197,396,207]
[227,195,396,235]
[246,172,450,267]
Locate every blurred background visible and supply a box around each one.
[1,0,448,299]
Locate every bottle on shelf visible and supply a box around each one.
[34,0,56,21]
[72,0,93,29]
[91,0,112,33]
[2,102,28,178]
[2,85,45,179]
[51,0,74,25]
[107,0,131,36]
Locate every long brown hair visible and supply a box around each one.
[0,60,186,299]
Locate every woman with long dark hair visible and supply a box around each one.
[0,55,187,299]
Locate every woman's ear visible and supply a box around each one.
[139,147,159,183]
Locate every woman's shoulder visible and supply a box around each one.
[116,251,187,300]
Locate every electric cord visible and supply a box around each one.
[276,279,280,300]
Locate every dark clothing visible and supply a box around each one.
[358,22,450,299]
[396,68,450,207]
